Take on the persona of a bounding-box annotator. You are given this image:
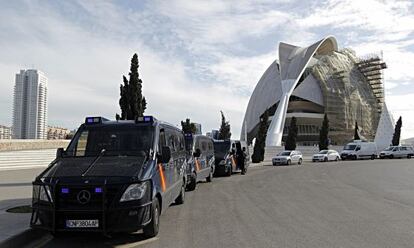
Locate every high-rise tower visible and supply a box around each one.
[12,69,48,139]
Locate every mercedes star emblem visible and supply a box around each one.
[77,190,91,204]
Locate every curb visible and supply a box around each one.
[0,229,49,248]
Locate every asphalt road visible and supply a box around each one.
[3,159,414,248]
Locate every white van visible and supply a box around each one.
[340,141,377,160]
[379,145,414,159]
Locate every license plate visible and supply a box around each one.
[66,219,99,228]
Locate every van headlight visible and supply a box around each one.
[219,160,226,165]
[34,185,53,203]
[120,182,148,202]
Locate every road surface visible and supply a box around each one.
[2,159,414,248]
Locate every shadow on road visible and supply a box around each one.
[0,229,157,248]
[42,232,156,248]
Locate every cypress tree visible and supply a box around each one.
[319,114,329,151]
[181,118,197,134]
[218,111,231,140]
[392,116,402,146]
[354,121,360,140]
[118,53,147,120]
[285,117,298,150]
[252,111,269,163]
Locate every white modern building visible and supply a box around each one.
[12,69,48,139]
[241,36,394,147]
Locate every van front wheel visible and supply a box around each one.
[143,198,160,238]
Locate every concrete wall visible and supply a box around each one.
[0,139,70,152]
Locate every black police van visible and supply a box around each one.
[213,139,233,176]
[184,134,215,191]
[30,116,187,238]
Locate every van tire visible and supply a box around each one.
[206,168,213,182]
[408,155,412,159]
[371,155,376,160]
[287,160,291,165]
[226,166,232,177]
[143,198,160,238]
[298,158,303,165]
[389,155,394,159]
[175,180,185,205]
[324,157,328,162]
[352,155,357,160]
[186,173,196,191]
[335,157,339,161]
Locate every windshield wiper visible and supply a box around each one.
[82,148,106,177]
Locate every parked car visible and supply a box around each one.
[312,150,340,162]
[184,134,215,191]
[379,145,414,159]
[272,151,303,165]
[340,141,377,160]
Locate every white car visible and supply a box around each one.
[312,150,340,162]
[272,151,303,166]
[379,146,414,159]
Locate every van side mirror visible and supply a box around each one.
[56,148,65,158]
[193,148,201,158]
[356,147,361,151]
[158,146,171,163]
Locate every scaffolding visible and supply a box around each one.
[356,56,387,113]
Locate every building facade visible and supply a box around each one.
[12,69,48,139]
[241,36,394,148]
[47,126,70,140]
[0,125,12,139]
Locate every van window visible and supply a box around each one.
[75,130,89,156]
[201,141,207,152]
[208,142,213,151]
[166,131,176,152]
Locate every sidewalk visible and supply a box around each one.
[0,198,32,243]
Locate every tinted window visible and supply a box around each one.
[201,141,207,152]
[67,125,153,157]
[280,151,291,156]
[318,150,328,154]
[344,145,356,150]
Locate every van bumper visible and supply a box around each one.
[31,202,152,233]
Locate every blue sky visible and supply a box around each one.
[0,0,414,139]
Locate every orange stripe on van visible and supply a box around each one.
[231,156,236,167]
[195,159,201,172]
[158,163,167,192]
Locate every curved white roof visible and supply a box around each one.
[241,60,282,140]
[241,36,339,145]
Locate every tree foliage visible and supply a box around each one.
[354,121,360,140]
[392,116,402,146]
[252,110,269,163]
[118,53,147,120]
[319,114,329,151]
[181,118,197,134]
[285,117,298,151]
[218,111,231,140]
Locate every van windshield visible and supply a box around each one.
[213,141,230,159]
[318,150,329,154]
[280,151,291,156]
[344,144,357,151]
[66,125,154,157]
[384,147,394,151]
